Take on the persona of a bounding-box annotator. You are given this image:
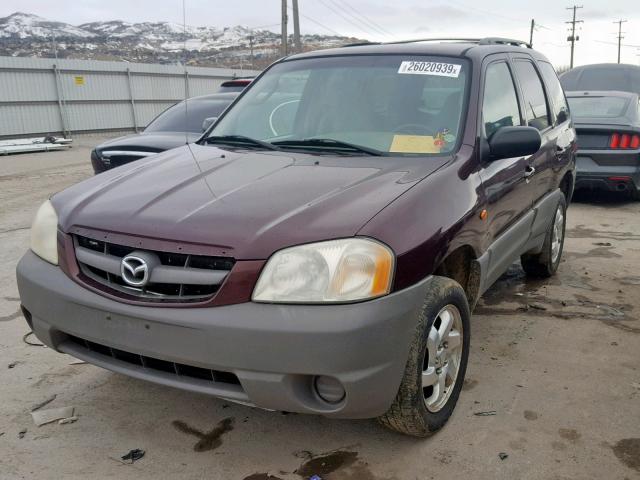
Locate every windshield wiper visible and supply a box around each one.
[204,135,281,151]
[272,138,385,156]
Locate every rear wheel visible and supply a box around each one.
[378,276,470,437]
[521,196,567,278]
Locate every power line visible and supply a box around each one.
[593,39,640,48]
[329,0,395,38]
[317,0,379,38]
[565,5,583,69]
[292,7,344,37]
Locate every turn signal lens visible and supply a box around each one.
[631,135,640,149]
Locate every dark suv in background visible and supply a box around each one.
[91,92,239,174]
[18,38,575,437]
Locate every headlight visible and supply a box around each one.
[30,199,59,265]
[252,238,394,303]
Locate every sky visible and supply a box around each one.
[1,0,639,68]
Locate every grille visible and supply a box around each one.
[74,235,234,303]
[66,335,241,386]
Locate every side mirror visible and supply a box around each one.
[202,117,218,132]
[488,126,541,161]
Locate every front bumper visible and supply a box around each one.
[16,250,431,419]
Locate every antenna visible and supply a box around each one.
[183,0,189,145]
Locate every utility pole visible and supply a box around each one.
[292,0,301,53]
[529,19,535,48]
[614,19,627,64]
[565,6,583,69]
[249,34,254,69]
[281,0,288,56]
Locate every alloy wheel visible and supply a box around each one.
[422,304,464,413]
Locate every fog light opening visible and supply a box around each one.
[314,375,346,404]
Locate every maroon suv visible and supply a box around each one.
[17,38,576,436]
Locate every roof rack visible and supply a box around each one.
[342,37,531,49]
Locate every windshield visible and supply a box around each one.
[145,98,234,133]
[567,96,630,118]
[208,55,469,155]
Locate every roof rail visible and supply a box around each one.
[382,38,482,45]
[342,41,381,47]
[340,37,531,48]
[478,37,531,48]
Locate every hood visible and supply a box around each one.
[53,144,448,259]
[95,132,202,153]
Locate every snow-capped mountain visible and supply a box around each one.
[0,12,96,39]
[0,12,362,67]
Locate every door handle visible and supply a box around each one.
[524,165,536,178]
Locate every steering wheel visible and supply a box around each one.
[393,124,433,135]
[269,99,301,136]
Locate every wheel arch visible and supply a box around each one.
[560,170,575,204]
[433,244,481,310]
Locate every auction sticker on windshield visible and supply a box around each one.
[398,61,461,78]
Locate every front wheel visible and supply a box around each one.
[521,195,567,278]
[378,276,471,437]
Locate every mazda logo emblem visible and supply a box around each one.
[121,255,149,287]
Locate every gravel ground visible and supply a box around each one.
[0,137,639,480]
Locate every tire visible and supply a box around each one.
[521,195,567,278]
[378,276,471,437]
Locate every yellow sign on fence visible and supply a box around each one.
[74,76,85,86]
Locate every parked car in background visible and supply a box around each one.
[560,63,640,96]
[217,78,253,93]
[18,38,575,437]
[91,92,238,173]
[566,90,640,199]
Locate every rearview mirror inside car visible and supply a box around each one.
[202,117,218,132]
[488,126,541,161]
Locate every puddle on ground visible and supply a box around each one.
[611,438,640,472]
[295,451,359,478]
[0,310,21,322]
[172,417,234,452]
[558,428,581,442]
[243,475,283,480]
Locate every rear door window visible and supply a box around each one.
[482,62,522,138]
[513,61,550,131]
[538,62,570,125]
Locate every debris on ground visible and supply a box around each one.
[593,242,612,246]
[30,395,57,412]
[58,416,78,425]
[0,136,72,156]
[310,475,323,480]
[529,302,547,311]
[121,449,145,464]
[0,432,4,437]
[18,429,26,439]
[8,362,17,369]
[498,452,509,460]
[22,331,45,347]
[474,411,497,416]
[31,406,74,427]
[69,359,87,365]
